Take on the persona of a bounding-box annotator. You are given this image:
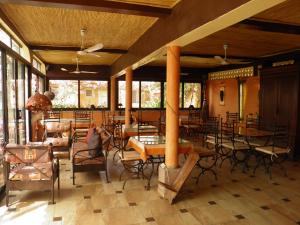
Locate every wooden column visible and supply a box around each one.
[125,67,133,127]
[165,46,180,168]
[110,76,116,113]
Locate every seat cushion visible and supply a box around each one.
[44,137,69,147]
[221,142,250,150]
[255,146,290,155]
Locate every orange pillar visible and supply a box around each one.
[125,67,133,127]
[110,76,116,113]
[165,46,180,168]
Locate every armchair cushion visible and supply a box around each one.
[87,128,103,157]
[44,137,69,147]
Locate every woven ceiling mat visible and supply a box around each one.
[183,26,300,58]
[35,50,121,65]
[107,0,181,8]
[0,4,157,49]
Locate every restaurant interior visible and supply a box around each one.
[0,0,300,225]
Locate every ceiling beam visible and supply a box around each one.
[0,0,171,18]
[29,45,127,54]
[235,19,300,35]
[180,53,256,61]
[111,0,287,76]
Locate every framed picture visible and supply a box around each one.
[219,87,225,105]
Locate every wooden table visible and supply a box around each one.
[126,135,193,162]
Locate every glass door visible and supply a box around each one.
[6,55,17,143]
[0,51,5,193]
[17,61,26,144]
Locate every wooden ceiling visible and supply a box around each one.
[107,0,180,8]
[0,0,299,70]
[146,0,300,68]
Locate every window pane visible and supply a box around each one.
[118,80,139,108]
[0,51,4,140]
[31,73,38,94]
[50,80,78,108]
[163,82,182,108]
[183,83,201,108]
[12,39,20,54]
[39,76,44,93]
[6,55,17,143]
[141,82,161,108]
[17,62,26,144]
[80,81,108,108]
[0,28,11,47]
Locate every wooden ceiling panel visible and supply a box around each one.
[107,0,180,8]
[0,4,157,49]
[182,27,300,58]
[253,0,300,25]
[35,50,121,65]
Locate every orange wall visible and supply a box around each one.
[244,76,260,118]
[206,76,260,121]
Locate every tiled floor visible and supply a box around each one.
[1,147,300,225]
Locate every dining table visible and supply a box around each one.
[126,135,193,189]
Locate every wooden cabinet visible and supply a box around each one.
[260,64,300,158]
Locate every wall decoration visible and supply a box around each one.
[220,87,225,105]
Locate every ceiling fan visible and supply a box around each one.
[77,28,103,57]
[214,44,230,65]
[61,57,98,74]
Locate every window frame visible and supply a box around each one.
[116,79,202,110]
[48,78,110,110]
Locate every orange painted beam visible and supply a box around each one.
[125,67,133,127]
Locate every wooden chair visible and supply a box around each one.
[253,124,291,179]
[4,143,60,207]
[72,128,112,184]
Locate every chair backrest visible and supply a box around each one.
[226,112,239,124]
[202,118,219,146]
[99,128,112,154]
[44,111,61,122]
[74,111,92,128]
[272,124,290,149]
[220,118,234,144]
[4,144,53,181]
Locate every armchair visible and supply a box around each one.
[43,121,72,159]
[4,143,59,207]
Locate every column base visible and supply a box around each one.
[157,164,181,200]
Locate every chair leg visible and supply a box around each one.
[6,187,9,207]
[72,169,75,185]
[105,164,110,183]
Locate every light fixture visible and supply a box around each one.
[26,91,52,112]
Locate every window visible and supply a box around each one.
[164,82,183,108]
[31,73,38,94]
[0,28,10,47]
[80,81,108,108]
[12,39,20,54]
[183,83,201,108]
[33,58,41,71]
[141,81,161,108]
[118,80,140,108]
[239,81,245,120]
[50,80,78,108]
[39,76,44,93]
[0,51,4,140]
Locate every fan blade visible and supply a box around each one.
[61,67,68,71]
[85,43,103,53]
[80,71,98,74]
[70,70,80,74]
[214,55,223,61]
[88,53,101,58]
